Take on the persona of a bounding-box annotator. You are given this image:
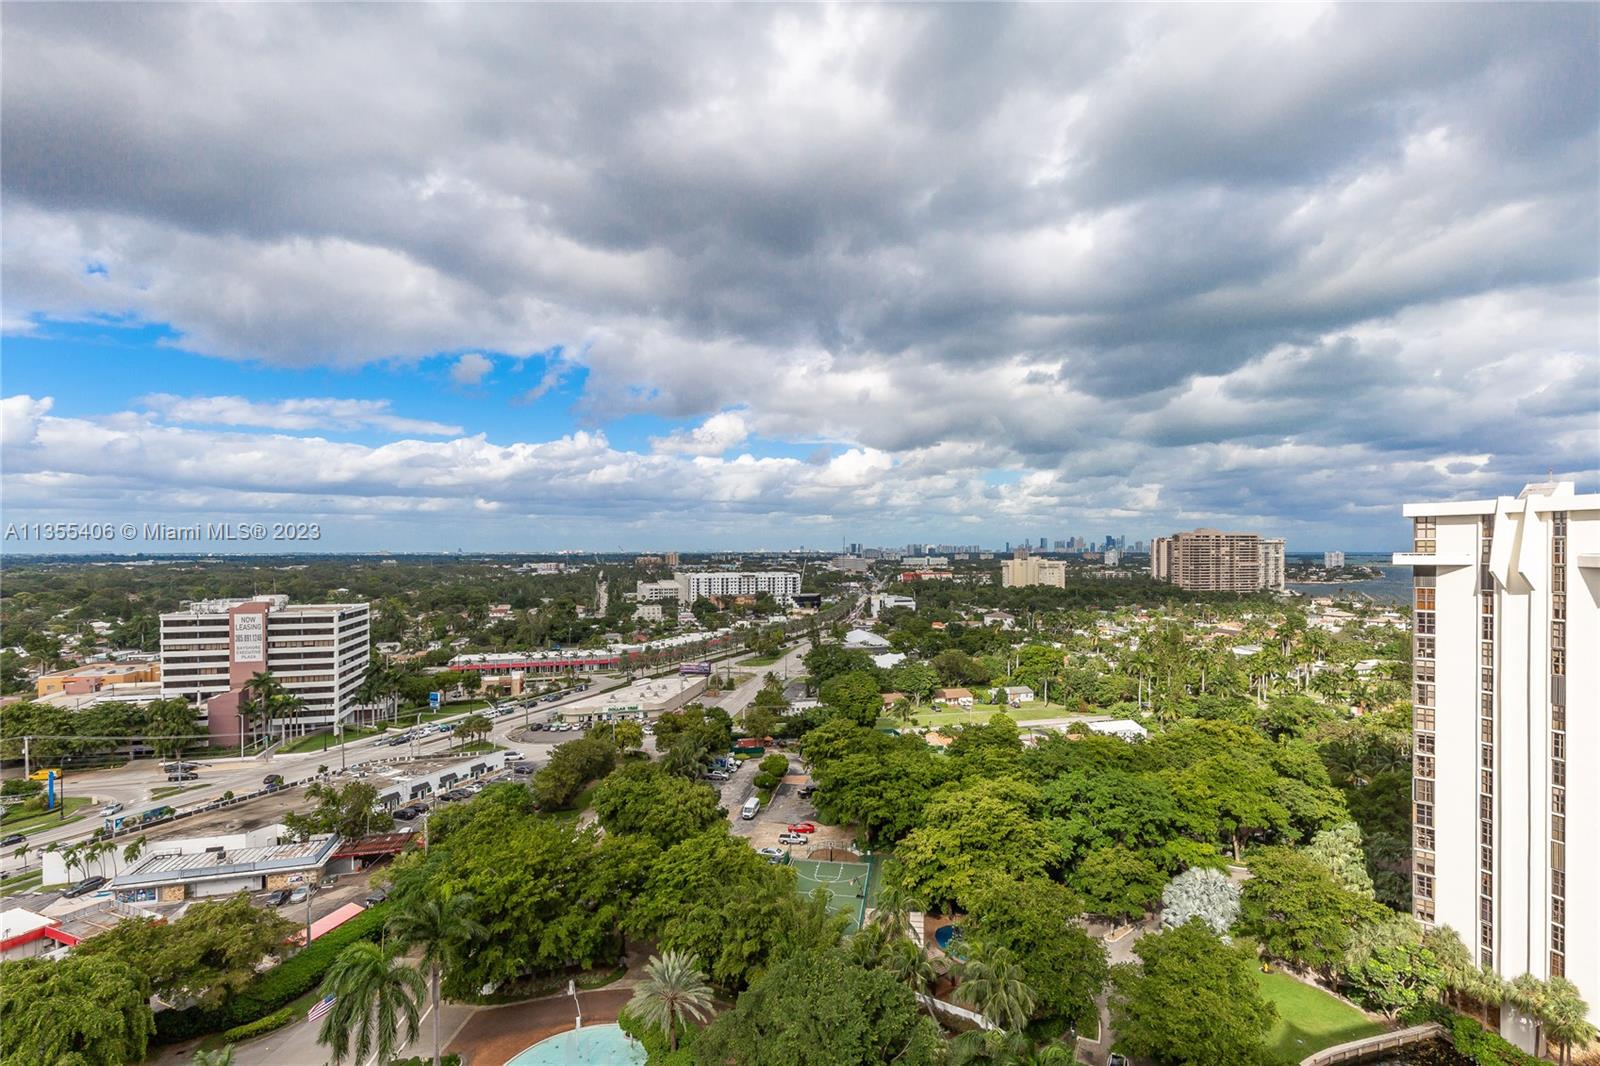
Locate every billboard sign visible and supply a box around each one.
[233,612,266,664]
[429,691,442,710]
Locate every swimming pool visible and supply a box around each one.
[933,923,969,960]
[504,1023,647,1065]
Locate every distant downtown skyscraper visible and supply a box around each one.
[1396,481,1597,1054]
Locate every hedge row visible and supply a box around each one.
[155,903,391,1044]
[222,1006,295,1044]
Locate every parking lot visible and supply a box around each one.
[724,756,844,852]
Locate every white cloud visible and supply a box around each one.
[449,353,493,386]
[139,394,462,436]
[650,411,751,456]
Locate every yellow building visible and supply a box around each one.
[34,661,161,698]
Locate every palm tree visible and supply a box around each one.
[950,1028,1074,1066]
[11,843,29,871]
[122,834,149,868]
[880,936,936,995]
[1543,977,1596,1066]
[315,940,426,1066]
[189,1045,236,1066]
[241,671,284,745]
[385,892,485,1066]
[625,950,715,1052]
[954,942,1036,1034]
[869,876,923,942]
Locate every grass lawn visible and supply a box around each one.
[1253,969,1384,1064]
[546,781,601,822]
[149,783,206,800]
[0,870,44,895]
[394,700,493,725]
[446,740,499,755]
[0,796,95,835]
[280,724,389,754]
[739,653,785,666]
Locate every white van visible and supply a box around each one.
[740,796,760,820]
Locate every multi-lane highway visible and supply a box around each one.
[0,676,625,879]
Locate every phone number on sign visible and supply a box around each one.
[3,522,322,542]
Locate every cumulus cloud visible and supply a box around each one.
[449,353,493,387]
[0,5,1595,543]
[139,394,463,436]
[651,411,751,456]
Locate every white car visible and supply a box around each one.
[757,846,784,858]
[776,832,808,845]
[101,802,124,817]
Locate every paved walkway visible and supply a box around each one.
[445,987,635,1065]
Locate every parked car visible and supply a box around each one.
[392,807,419,821]
[0,833,25,847]
[63,875,108,898]
[787,822,817,835]
[161,761,199,773]
[705,770,729,781]
[288,885,309,904]
[262,774,284,789]
[365,887,389,906]
[167,771,198,782]
[776,832,808,845]
[265,888,291,906]
[798,784,817,798]
[101,802,124,817]
[757,846,784,858]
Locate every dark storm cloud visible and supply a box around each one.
[1,2,1596,543]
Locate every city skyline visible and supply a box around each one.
[3,5,1596,553]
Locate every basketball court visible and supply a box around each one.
[786,852,878,930]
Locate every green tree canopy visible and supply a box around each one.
[820,670,884,727]
[693,947,942,1066]
[1109,921,1276,1066]
[77,892,296,1008]
[0,954,155,1066]
[591,762,724,846]
[892,780,1060,911]
[966,873,1107,1030]
[284,780,396,841]
[1238,847,1384,974]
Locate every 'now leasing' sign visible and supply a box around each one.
[234,612,266,663]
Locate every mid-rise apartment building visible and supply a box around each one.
[635,579,683,602]
[673,571,801,603]
[161,595,370,744]
[1000,550,1067,588]
[1396,481,1598,1052]
[1150,529,1286,592]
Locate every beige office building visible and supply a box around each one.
[1000,550,1067,588]
[1150,529,1286,592]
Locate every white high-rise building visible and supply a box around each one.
[1395,481,1599,1052]
[1324,550,1346,568]
[674,571,801,602]
[161,595,370,745]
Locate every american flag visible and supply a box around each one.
[308,995,336,1023]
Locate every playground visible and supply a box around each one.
[787,853,878,930]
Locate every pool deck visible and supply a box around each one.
[447,987,635,1066]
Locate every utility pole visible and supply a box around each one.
[22,736,30,781]
[304,883,314,947]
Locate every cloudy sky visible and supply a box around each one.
[2,4,1596,553]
